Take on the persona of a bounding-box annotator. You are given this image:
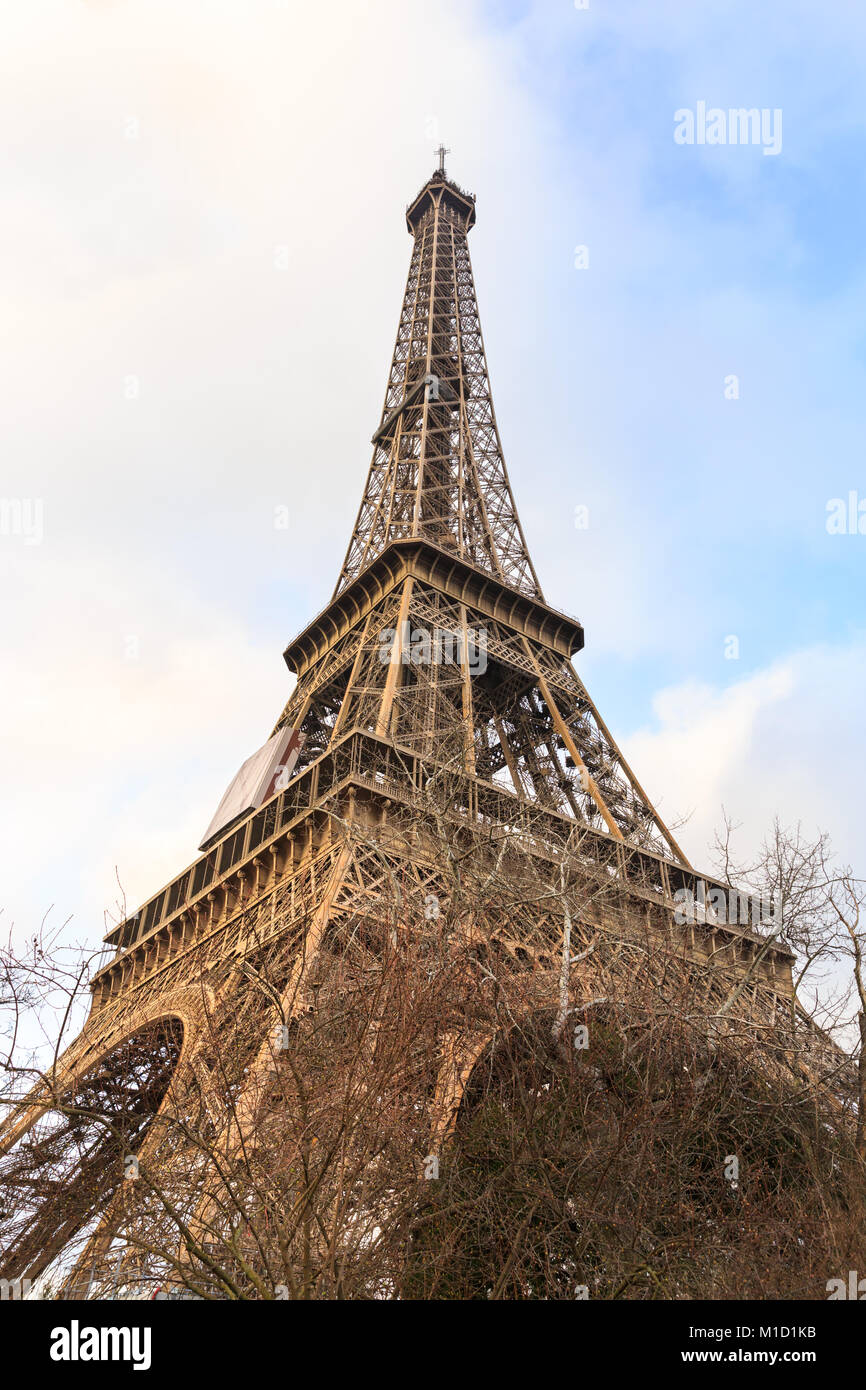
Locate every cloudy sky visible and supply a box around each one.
[1,0,864,958]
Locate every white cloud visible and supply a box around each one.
[0,541,287,940]
[626,637,866,875]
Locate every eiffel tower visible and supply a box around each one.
[0,155,799,1295]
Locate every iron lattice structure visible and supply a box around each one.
[273,168,686,860]
[0,163,810,1297]
[336,172,540,597]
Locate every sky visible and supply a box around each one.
[1,0,864,960]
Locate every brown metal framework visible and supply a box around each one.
[337,172,540,598]
[275,167,687,861]
[0,162,805,1295]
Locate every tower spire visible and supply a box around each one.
[335,164,542,600]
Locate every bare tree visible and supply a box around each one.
[1,797,863,1300]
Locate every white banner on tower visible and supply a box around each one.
[199,726,304,850]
